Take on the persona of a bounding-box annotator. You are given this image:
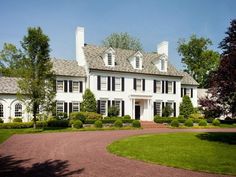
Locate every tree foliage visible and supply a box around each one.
[80,89,97,112]
[17,27,56,128]
[177,35,220,88]
[180,96,194,118]
[162,105,173,117]
[102,32,143,51]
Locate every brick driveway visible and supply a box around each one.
[0,128,236,177]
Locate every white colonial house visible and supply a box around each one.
[0,27,198,123]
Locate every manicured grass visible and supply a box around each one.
[0,126,140,144]
[107,132,236,175]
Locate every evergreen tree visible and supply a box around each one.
[17,27,56,128]
[81,89,97,112]
[162,105,173,117]
[180,96,194,118]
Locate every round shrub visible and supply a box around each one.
[132,120,141,128]
[170,119,179,127]
[212,119,220,126]
[178,115,184,119]
[108,106,119,117]
[0,118,3,123]
[123,115,131,119]
[114,119,123,128]
[189,113,204,119]
[69,112,86,123]
[13,118,22,122]
[73,120,83,129]
[184,119,193,127]
[94,120,103,128]
[198,119,207,126]
[80,112,102,120]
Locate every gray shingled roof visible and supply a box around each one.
[51,58,86,77]
[83,45,183,77]
[0,77,19,94]
[180,72,199,86]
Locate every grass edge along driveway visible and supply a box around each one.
[107,132,236,175]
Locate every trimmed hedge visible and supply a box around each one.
[123,115,131,119]
[114,119,123,127]
[132,120,141,128]
[0,121,47,129]
[80,112,102,120]
[199,119,207,126]
[170,119,179,127]
[73,120,83,129]
[212,119,220,126]
[84,119,134,124]
[94,120,103,128]
[47,120,69,127]
[184,119,193,127]
[13,118,23,122]
[69,112,86,123]
[220,119,236,124]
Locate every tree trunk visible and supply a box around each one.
[33,113,36,129]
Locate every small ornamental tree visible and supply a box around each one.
[108,106,119,117]
[80,89,97,112]
[162,105,173,117]
[180,96,194,118]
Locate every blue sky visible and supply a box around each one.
[0,0,235,69]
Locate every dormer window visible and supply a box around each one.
[135,57,140,68]
[108,53,112,66]
[103,47,115,67]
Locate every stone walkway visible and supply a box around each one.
[0,128,236,177]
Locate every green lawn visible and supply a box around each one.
[0,126,139,144]
[107,132,236,175]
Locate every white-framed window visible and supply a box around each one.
[101,76,107,91]
[135,57,140,68]
[136,79,142,91]
[186,88,191,97]
[168,81,173,93]
[115,77,121,91]
[56,102,64,114]
[72,102,79,112]
[100,100,107,115]
[56,80,63,91]
[15,103,22,117]
[156,81,161,93]
[107,53,112,66]
[114,100,121,116]
[154,102,162,116]
[0,103,3,118]
[73,81,79,92]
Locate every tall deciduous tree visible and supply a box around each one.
[177,35,220,88]
[102,32,143,51]
[17,27,56,128]
[81,89,97,112]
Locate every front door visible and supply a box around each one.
[135,105,140,120]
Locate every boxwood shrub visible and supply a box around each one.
[47,120,69,127]
[170,119,179,127]
[0,118,3,123]
[13,118,23,122]
[84,119,96,124]
[132,120,141,128]
[184,119,193,127]
[69,112,86,123]
[212,119,220,126]
[198,119,207,126]
[94,120,103,128]
[80,112,102,120]
[114,119,123,127]
[123,115,131,119]
[73,120,83,129]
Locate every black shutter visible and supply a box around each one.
[162,102,165,116]
[174,103,176,117]
[133,78,136,90]
[69,80,72,92]
[173,81,176,94]
[181,88,183,97]
[64,80,68,92]
[191,88,193,98]
[112,77,115,91]
[97,100,100,113]
[154,102,157,116]
[97,76,101,90]
[64,102,68,114]
[166,81,168,94]
[154,80,156,93]
[112,100,115,106]
[122,101,125,116]
[80,81,83,93]
[184,88,187,96]
[69,102,72,113]
[122,77,125,91]
[107,76,111,91]
[142,79,145,91]
[108,100,111,109]
[162,81,165,93]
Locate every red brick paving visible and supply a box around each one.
[0,128,236,177]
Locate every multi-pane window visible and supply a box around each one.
[168,81,173,93]
[0,103,3,118]
[15,103,22,117]
[136,79,142,91]
[155,102,161,116]
[156,81,161,93]
[56,102,64,114]
[108,53,112,66]
[115,77,121,91]
[56,81,63,91]
[135,57,140,68]
[186,88,191,97]
[101,77,107,91]
[72,102,79,112]
[73,81,79,92]
[100,100,107,115]
[114,100,121,115]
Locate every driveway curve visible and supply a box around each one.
[0,128,236,177]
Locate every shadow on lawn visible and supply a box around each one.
[196,132,236,145]
[0,155,84,177]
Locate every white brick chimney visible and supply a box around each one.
[157,41,168,58]
[75,27,85,66]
